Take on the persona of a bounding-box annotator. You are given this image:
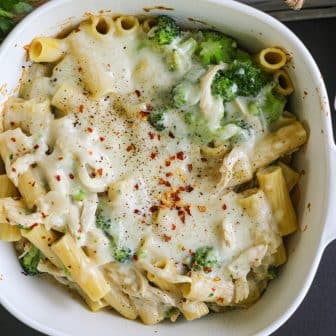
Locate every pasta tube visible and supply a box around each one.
[18,168,47,209]
[277,162,300,192]
[21,224,62,268]
[254,47,287,73]
[114,15,140,35]
[251,121,307,171]
[52,234,110,301]
[104,287,138,320]
[273,69,294,96]
[257,166,297,236]
[29,37,67,63]
[0,175,19,198]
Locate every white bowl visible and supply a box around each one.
[0,1,334,335]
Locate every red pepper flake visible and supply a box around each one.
[204,267,212,273]
[168,131,175,139]
[198,205,206,213]
[176,151,185,160]
[34,144,39,150]
[55,175,61,181]
[97,168,103,176]
[178,210,186,224]
[134,90,141,97]
[166,172,173,177]
[11,167,16,172]
[165,159,171,167]
[185,185,194,193]
[148,132,155,140]
[134,209,141,215]
[99,136,105,142]
[157,134,161,141]
[139,111,150,119]
[178,186,185,192]
[78,104,84,113]
[41,212,47,219]
[222,204,227,210]
[87,127,93,133]
[31,223,39,229]
[159,178,171,187]
[133,254,139,261]
[146,103,153,111]
[150,152,157,159]
[58,156,63,160]
[75,27,81,32]
[134,184,139,190]
[126,144,136,152]
[217,297,225,304]
[187,164,193,172]
[184,205,191,216]
[149,205,159,213]
[69,173,75,180]
[211,287,216,292]
[10,137,16,142]
[171,224,176,230]
[162,234,172,242]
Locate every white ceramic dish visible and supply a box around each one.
[0,0,334,335]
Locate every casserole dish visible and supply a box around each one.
[0,0,333,335]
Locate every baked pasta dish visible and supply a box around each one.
[0,14,307,324]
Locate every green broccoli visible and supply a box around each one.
[150,15,180,45]
[172,80,200,108]
[95,203,113,236]
[20,245,42,275]
[212,60,270,102]
[198,30,237,65]
[267,265,279,280]
[235,49,252,62]
[248,83,286,125]
[262,85,287,124]
[166,37,197,71]
[110,240,132,263]
[148,110,166,131]
[72,189,86,202]
[211,74,238,102]
[227,60,270,97]
[191,246,218,271]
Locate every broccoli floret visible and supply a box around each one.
[148,110,166,131]
[110,240,132,263]
[235,49,252,62]
[248,83,286,125]
[211,74,238,102]
[262,85,287,124]
[72,189,86,202]
[226,60,270,97]
[191,246,218,271]
[20,245,42,275]
[166,37,197,71]
[267,265,279,280]
[150,15,180,45]
[95,203,113,236]
[172,80,200,108]
[198,30,237,65]
[212,60,270,102]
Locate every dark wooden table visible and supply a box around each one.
[1,16,336,336]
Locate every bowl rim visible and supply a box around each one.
[0,1,331,336]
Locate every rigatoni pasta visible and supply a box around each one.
[0,13,307,324]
